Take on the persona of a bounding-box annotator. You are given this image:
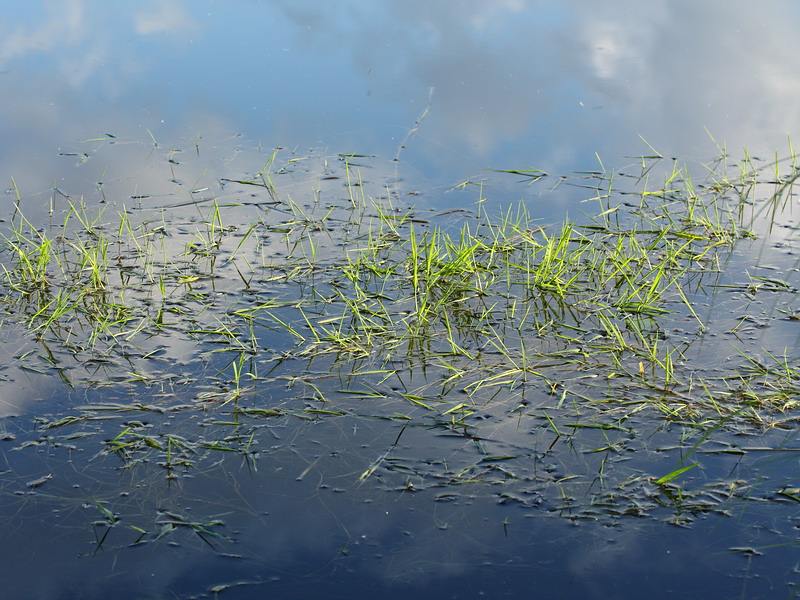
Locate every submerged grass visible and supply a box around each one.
[1,140,799,533]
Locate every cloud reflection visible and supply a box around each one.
[3,0,800,180]
[266,0,800,169]
[133,1,199,36]
[0,0,87,58]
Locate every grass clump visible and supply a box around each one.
[1,140,798,530]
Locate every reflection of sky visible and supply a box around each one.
[3,0,800,192]
[4,413,796,600]
[2,3,800,597]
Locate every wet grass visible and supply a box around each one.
[1,139,799,547]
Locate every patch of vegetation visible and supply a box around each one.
[2,138,799,544]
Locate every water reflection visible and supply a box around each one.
[0,132,797,596]
[3,375,799,599]
[3,1,800,195]
[2,2,800,599]
[3,407,798,600]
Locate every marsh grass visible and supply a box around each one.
[2,140,799,534]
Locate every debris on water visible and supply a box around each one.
[26,474,53,488]
[729,547,763,556]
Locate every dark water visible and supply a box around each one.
[1,2,800,599]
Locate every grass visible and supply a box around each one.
[1,137,799,538]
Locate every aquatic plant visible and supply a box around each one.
[2,139,798,545]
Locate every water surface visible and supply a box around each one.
[1,2,800,599]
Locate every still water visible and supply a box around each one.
[1,2,799,599]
